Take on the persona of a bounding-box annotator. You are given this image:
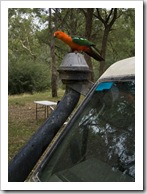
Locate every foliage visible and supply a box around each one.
[8,8,135,95]
[8,8,51,95]
[8,59,50,94]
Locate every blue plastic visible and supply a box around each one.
[96,82,113,91]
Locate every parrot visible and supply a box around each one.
[53,31,104,61]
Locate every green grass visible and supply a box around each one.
[8,89,84,161]
[8,89,65,161]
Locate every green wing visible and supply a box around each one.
[71,36,95,46]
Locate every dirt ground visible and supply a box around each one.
[8,102,52,161]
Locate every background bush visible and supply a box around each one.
[8,59,50,95]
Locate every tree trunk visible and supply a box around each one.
[50,37,57,97]
[99,27,110,76]
[49,8,57,97]
[83,8,94,81]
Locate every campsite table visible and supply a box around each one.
[34,101,57,119]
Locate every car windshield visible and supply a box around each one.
[37,80,135,182]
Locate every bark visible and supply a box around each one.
[49,8,58,97]
[50,37,57,97]
[82,8,94,81]
[99,27,110,75]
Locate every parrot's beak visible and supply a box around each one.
[53,32,57,38]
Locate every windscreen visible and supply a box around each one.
[37,80,135,182]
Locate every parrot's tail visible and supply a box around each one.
[85,46,105,61]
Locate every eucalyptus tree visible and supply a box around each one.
[8,8,50,94]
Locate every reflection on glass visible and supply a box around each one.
[38,81,135,182]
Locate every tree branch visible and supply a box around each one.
[93,8,105,24]
[54,8,71,31]
[109,8,118,27]
[20,40,36,59]
[80,8,86,17]
[20,24,36,60]
[105,8,114,24]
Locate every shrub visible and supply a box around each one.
[8,59,51,95]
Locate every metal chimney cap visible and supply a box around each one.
[59,52,89,71]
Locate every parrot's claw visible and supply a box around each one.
[68,50,79,54]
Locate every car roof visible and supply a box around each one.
[99,57,135,80]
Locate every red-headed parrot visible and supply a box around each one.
[54,31,104,61]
